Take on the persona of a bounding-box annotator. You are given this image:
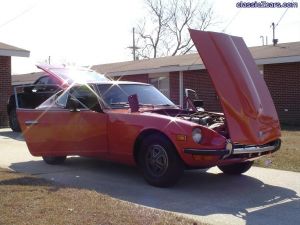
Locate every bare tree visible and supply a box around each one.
[136,0,216,59]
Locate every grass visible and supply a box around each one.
[0,168,202,225]
[254,127,300,172]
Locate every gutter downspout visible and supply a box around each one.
[179,71,183,107]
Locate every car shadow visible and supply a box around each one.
[0,129,24,141]
[9,157,300,225]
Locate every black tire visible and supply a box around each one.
[138,134,184,187]
[218,161,254,175]
[42,156,66,165]
[8,108,21,132]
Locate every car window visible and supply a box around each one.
[47,77,59,85]
[59,85,101,111]
[97,84,176,108]
[56,91,69,108]
[35,76,49,85]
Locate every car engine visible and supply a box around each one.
[152,108,229,138]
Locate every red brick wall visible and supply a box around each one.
[169,72,179,105]
[264,62,300,125]
[0,56,11,127]
[114,74,149,83]
[183,70,222,112]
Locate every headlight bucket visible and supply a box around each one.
[192,128,202,144]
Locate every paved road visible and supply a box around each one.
[1,128,300,225]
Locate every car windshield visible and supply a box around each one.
[97,83,176,109]
[49,68,109,84]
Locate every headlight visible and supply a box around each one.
[192,128,202,143]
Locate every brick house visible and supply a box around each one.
[92,41,300,125]
[12,41,300,125]
[0,42,29,127]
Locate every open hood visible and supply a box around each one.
[189,29,280,145]
[37,64,109,87]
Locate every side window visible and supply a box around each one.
[33,76,50,92]
[35,76,49,85]
[66,85,101,111]
[56,91,69,108]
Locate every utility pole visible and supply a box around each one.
[271,22,278,46]
[128,28,140,61]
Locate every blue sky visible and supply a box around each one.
[0,0,299,74]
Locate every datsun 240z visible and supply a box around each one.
[16,30,281,187]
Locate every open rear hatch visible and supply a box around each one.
[189,29,281,145]
[37,64,108,87]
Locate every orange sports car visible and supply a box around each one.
[17,30,281,187]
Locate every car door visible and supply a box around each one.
[17,85,108,157]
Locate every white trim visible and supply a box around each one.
[0,49,30,57]
[106,64,205,76]
[105,55,300,77]
[179,71,183,107]
[255,55,300,65]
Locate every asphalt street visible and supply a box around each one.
[1,128,300,225]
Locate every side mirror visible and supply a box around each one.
[193,100,204,108]
[69,97,81,112]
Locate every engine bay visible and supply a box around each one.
[152,108,229,138]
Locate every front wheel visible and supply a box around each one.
[218,161,254,175]
[138,134,184,187]
[42,156,66,165]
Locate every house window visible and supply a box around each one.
[149,73,170,98]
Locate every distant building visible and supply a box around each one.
[0,42,29,127]
[12,42,300,125]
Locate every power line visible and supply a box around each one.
[270,0,294,45]
[222,8,242,32]
[276,0,294,26]
[0,1,40,30]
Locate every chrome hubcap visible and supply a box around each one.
[146,145,168,177]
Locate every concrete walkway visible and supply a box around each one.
[1,128,300,225]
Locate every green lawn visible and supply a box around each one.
[254,127,300,172]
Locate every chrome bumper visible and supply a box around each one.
[233,145,277,154]
[184,139,281,157]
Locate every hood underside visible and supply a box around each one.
[189,29,280,145]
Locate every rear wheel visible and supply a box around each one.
[138,134,184,187]
[42,156,66,165]
[218,161,253,175]
[8,108,21,132]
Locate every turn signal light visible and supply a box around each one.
[176,134,187,141]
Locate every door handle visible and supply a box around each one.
[25,120,39,126]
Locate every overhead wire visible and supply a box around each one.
[0,0,41,30]
[275,0,294,27]
[222,8,242,32]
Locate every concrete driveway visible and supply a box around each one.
[1,128,300,225]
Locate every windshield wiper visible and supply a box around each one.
[155,104,176,107]
[139,103,154,107]
[110,102,129,107]
[110,102,128,104]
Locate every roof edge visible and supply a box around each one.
[0,49,30,57]
[255,55,300,65]
[104,55,300,76]
[104,64,205,76]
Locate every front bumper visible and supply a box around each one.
[184,139,281,158]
